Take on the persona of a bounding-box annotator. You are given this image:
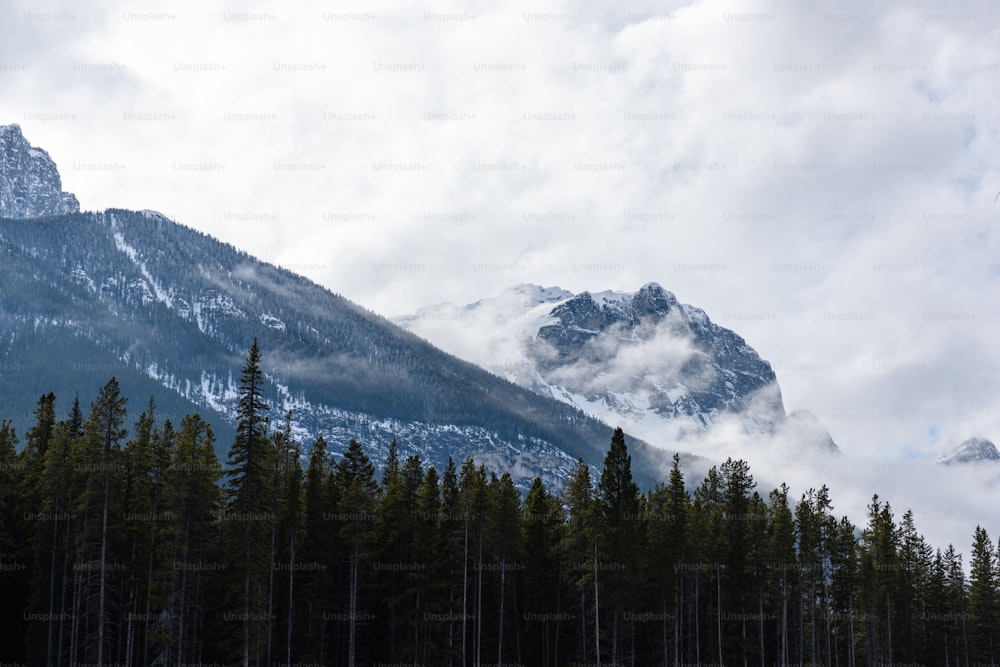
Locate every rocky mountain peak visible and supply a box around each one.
[633,281,678,317]
[938,437,1000,466]
[0,124,80,219]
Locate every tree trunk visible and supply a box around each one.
[97,469,110,666]
[57,516,70,667]
[44,510,59,667]
[498,553,505,666]
[716,566,723,667]
[287,527,295,667]
[694,568,701,665]
[178,518,190,667]
[462,516,468,666]
[348,545,358,667]
[848,593,855,667]
[662,593,669,667]
[475,519,483,667]
[885,591,892,666]
[593,536,601,667]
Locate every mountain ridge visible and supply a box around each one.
[0,124,680,490]
[395,282,839,454]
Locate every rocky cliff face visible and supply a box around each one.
[531,283,782,428]
[394,282,844,454]
[0,124,80,219]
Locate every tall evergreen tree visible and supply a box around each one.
[163,413,220,665]
[412,465,445,664]
[332,438,378,667]
[299,435,332,664]
[77,378,129,666]
[969,525,997,664]
[562,458,599,665]
[21,393,59,665]
[489,471,522,664]
[223,339,274,667]
[0,420,24,661]
[522,476,567,667]
[598,427,642,666]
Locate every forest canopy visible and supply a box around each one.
[0,341,996,666]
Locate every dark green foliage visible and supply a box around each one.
[0,370,997,666]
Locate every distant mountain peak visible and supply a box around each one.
[0,123,80,219]
[938,437,1000,466]
[394,283,838,454]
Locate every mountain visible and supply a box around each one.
[0,124,79,218]
[938,437,1000,466]
[395,283,838,452]
[0,124,678,490]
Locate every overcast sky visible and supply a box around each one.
[2,0,999,545]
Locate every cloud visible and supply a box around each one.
[2,0,999,556]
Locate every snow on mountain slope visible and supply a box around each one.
[395,283,838,455]
[939,437,1000,467]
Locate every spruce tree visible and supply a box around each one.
[562,458,599,664]
[78,378,128,666]
[522,476,566,667]
[412,465,444,663]
[969,525,997,664]
[300,435,332,664]
[0,421,23,661]
[598,427,642,665]
[223,339,273,667]
[332,438,377,666]
[163,413,220,665]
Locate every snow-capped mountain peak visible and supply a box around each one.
[938,437,1000,466]
[395,283,837,454]
[0,124,80,219]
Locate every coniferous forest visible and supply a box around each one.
[0,340,997,667]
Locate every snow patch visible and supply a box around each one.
[113,231,174,307]
[260,314,286,331]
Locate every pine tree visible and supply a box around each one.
[439,457,464,666]
[969,525,997,664]
[270,411,303,667]
[598,427,642,666]
[662,452,690,666]
[896,509,932,663]
[943,544,971,666]
[332,438,377,667]
[767,484,797,667]
[720,458,756,664]
[79,377,129,665]
[860,495,899,666]
[22,393,58,665]
[375,440,408,659]
[119,398,158,667]
[458,458,488,667]
[412,465,444,663]
[0,420,24,661]
[522,476,566,667]
[829,515,859,667]
[563,458,599,665]
[163,413,220,665]
[925,548,950,667]
[223,339,274,667]
[300,435,332,664]
[489,471,521,664]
